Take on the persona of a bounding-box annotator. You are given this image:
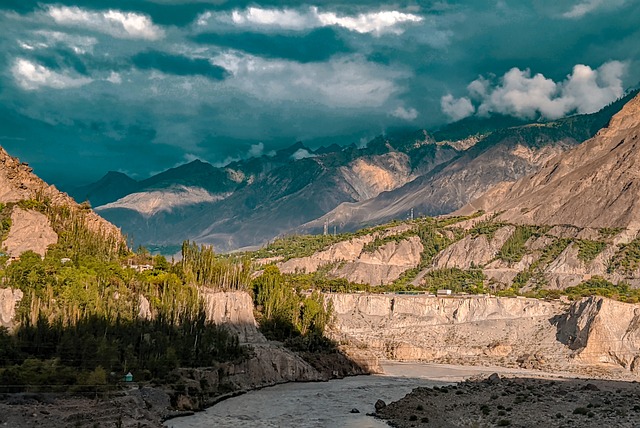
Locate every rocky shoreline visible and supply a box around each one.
[376,373,640,428]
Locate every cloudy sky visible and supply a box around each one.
[0,0,638,185]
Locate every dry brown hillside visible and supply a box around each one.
[0,146,125,257]
[460,93,640,228]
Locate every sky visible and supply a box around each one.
[0,0,638,186]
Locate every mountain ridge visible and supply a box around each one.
[459,91,640,229]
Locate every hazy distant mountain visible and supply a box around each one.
[69,171,140,208]
[93,137,459,250]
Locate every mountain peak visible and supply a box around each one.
[599,92,640,138]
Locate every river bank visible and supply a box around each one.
[376,371,640,427]
[165,361,636,428]
[0,343,375,428]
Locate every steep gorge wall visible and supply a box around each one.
[327,293,640,378]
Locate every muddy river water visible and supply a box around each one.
[165,363,520,428]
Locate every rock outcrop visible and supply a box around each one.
[0,288,22,328]
[278,235,374,274]
[432,226,514,270]
[199,290,266,344]
[3,208,57,257]
[556,296,640,372]
[328,293,640,377]
[333,236,423,285]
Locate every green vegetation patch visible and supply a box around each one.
[497,226,546,265]
[0,203,12,243]
[422,268,486,294]
[252,266,335,353]
[560,276,640,303]
[608,237,640,274]
[249,234,350,261]
[575,240,607,264]
[362,232,416,254]
[469,220,507,240]
[509,237,572,292]
[599,227,623,239]
[181,241,251,290]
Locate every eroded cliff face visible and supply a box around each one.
[278,233,423,285]
[327,293,640,378]
[199,290,266,344]
[556,297,640,373]
[0,288,22,329]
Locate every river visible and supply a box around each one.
[165,363,509,428]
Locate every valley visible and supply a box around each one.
[0,59,640,428]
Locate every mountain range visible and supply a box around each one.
[66,91,638,252]
[264,90,640,293]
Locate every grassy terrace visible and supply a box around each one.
[243,212,640,303]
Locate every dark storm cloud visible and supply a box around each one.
[192,28,351,63]
[132,50,227,79]
[0,0,638,186]
[31,47,90,75]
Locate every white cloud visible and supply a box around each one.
[562,0,626,18]
[291,148,316,160]
[440,94,475,121]
[196,6,423,35]
[248,142,264,157]
[315,8,423,35]
[47,6,164,40]
[442,61,627,121]
[106,71,122,84]
[210,51,402,108]
[11,58,92,90]
[230,7,315,30]
[391,106,419,120]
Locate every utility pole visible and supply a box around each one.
[323,219,328,236]
[410,208,414,221]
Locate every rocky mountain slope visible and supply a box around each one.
[328,293,640,377]
[301,92,637,234]
[0,146,124,258]
[460,92,640,229]
[91,137,458,250]
[255,92,640,295]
